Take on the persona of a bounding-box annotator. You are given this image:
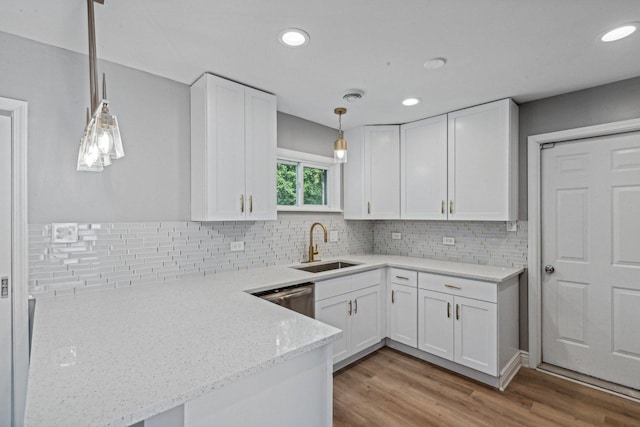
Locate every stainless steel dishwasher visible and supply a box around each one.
[252,283,315,318]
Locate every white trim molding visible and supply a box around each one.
[527,117,640,369]
[0,96,29,426]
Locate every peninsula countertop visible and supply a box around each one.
[24,255,523,426]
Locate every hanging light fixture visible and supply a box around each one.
[77,0,124,172]
[333,107,347,164]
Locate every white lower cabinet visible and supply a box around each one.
[387,268,418,348]
[315,270,383,365]
[418,289,497,375]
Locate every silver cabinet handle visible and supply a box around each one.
[354,298,358,314]
[240,194,245,213]
[447,302,451,318]
[348,300,352,316]
[367,201,371,214]
[444,284,461,290]
[249,195,253,213]
[441,200,445,215]
[449,200,454,214]
[456,304,460,320]
[391,290,395,304]
[395,276,409,280]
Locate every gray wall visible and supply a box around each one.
[0,32,338,224]
[0,31,191,224]
[277,112,336,157]
[518,75,640,219]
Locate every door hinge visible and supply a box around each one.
[1,277,8,298]
[541,143,555,150]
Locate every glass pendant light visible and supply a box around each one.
[334,107,348,164]
[77,0,124,172]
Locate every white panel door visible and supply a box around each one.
[315,295,351,364]
[206,75,246,220]
[0,114,12,426]
[400,115,448,220]
[418,290,454,360]
[447,100,514,220]
[351,285,382,354]
[244,88,276,220]
[454,296,497,375]
[365,126,400,219]
[389,283,418,347]
[542,132,640,389]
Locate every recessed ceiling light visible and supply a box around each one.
[600,24,637,42]
[424,58,447,70]
[402,98,421,106]
[278,28,310,47]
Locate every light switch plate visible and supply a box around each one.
[230,241,245,252]
[442,236,455,246]
[52,223,79,243]
[391,232,402,240]
[329,231,338,242]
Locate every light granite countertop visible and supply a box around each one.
[24,255,523,426]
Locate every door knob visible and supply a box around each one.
[544,265,555,274]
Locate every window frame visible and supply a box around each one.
[276,148,342,212]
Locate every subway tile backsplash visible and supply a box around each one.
[373,221,528,268]
[29,215,528,297]
[29,213,372,296]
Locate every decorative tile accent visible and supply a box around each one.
[372,221,528,268]
[28,213,373,296]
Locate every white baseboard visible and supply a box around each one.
[499,351,524,391]
[520,351,530,368]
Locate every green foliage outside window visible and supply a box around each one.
[277,162,328,206]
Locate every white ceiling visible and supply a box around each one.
[1,0,639,129]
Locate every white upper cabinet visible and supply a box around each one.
[344,125,400,219]
[447,99,518,221]
[190,74,277,221]
[400,115,448,220]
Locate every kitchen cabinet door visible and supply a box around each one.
[315,294,352,364]
[447,99,518,221]
[191,74,246,221]
[343,126,400,219]
[351,285,382,354]
[418,289,454,361]
[400,115,448,220]
[244,87,277,220]
[388,283,418,348]
[454,295,497,375]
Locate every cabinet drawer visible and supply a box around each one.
[418,272,497,303]
[315,276,351,301]
[351,269,382,291]
[315,269,382,301]
[389,268,417,287]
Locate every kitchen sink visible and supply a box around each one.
[292,261,360,273]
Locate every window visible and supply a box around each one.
[276,148,341,211]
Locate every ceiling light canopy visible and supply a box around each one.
[278,28,310,47]
[343,89,365,102]
[333,107,347,164]
[402,98,421,106]
[600,24,637,42]
[424,57,447,70]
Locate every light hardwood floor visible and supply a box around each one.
[333,348,640,426]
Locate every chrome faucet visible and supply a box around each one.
[305,222,328,263]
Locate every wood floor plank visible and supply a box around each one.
[333,348,640,427]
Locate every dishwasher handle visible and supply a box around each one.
[259,285,313,302]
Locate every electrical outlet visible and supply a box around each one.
[230,241,245,252]
[442,236,455,246]
[391,232,402,240]
[506,221,518,232]
[52,223,79,243]
[329,231,338,242]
